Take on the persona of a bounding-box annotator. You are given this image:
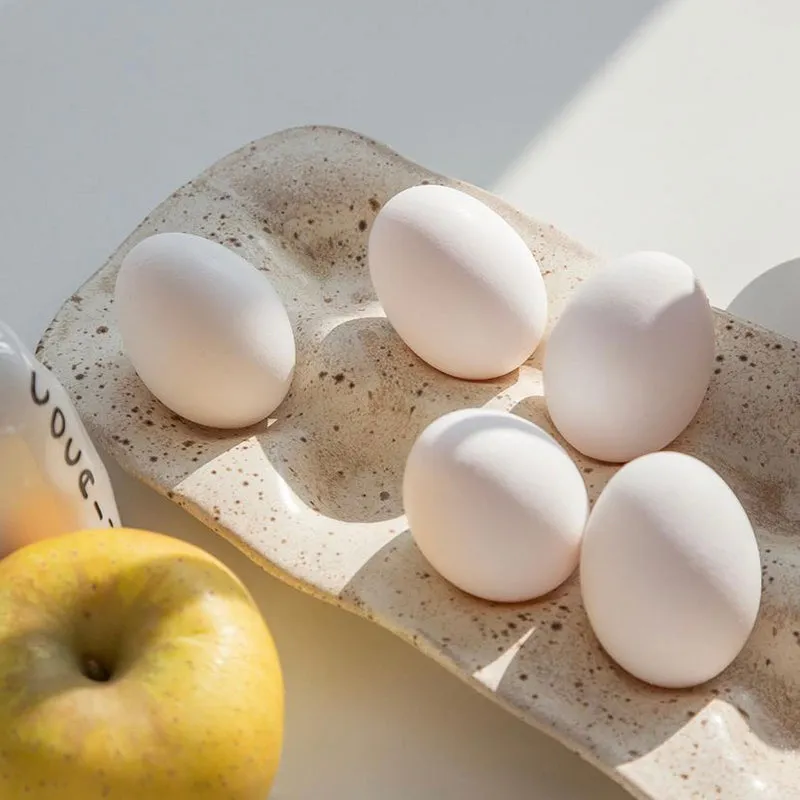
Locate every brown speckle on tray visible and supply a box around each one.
[34,125,800,800]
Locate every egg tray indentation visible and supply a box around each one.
[37,126,800,800]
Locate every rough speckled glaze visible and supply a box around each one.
[37,126,799,800]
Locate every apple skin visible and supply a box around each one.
[0,527,284,799]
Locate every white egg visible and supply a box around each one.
[403,408,588,602]
[368,184,548,380]
[580,451,762,688]
[115,232,295,429]
[543,251,715,463]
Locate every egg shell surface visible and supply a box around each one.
[580,451,762,689]
[368,184,548,380]
[403,407,588,603]
[543,250,715,463]
[115,232,295,429]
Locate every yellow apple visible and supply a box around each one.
[0,527,284,799]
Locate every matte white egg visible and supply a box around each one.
[115,232,295,429]
[403,408,588,602]
[580,451,762,689]
[368,185,548,380]
[543,251,715,463]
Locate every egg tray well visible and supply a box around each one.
[37,126,800,800]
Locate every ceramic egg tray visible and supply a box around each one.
[37,126,799,800]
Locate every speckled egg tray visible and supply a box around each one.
[38,126,799,800]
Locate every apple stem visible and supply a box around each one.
[82,656,112,683]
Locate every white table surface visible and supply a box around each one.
[1,1,797,797]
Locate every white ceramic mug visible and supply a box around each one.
[0,318,119,554]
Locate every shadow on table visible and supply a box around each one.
[340,523,800,780]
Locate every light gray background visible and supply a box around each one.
[1,1,797,798]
